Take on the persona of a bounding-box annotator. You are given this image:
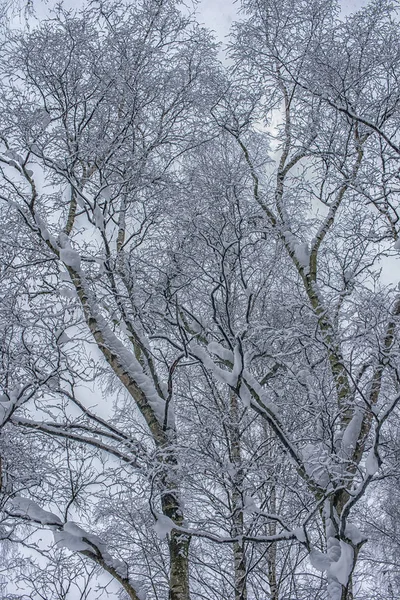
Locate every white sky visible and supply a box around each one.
[26,0,370,42]
[197,0,369,43]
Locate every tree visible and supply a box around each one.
[220,0,400,597]
[0,1,400,600]
[0,1,220,598]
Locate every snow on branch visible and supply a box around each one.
[0,385,36,428]
[6,497,145,600]
[189,341,317,488]
[12,417,143,469]
[8,496,62,526]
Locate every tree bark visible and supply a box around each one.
[267,483,279,600]
[230,392,248,600]
[168,529,191,600]
[160,486,191,600]
[263,420,279,600]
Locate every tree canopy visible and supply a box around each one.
[0,1,400,599]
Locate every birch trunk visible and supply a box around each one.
[168,529,191,600]
[67,265,192,600]
[267,483,279,600]
[230,392,248,600]
[161,475,191,600]
[262,420,279,600]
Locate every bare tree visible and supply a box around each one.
[196,0,400,598]
[0,1,219,598]
[1,1,400,600]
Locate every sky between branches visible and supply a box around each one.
[19,0,370,45]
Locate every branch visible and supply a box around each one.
[11,417,142,469]
[6,500,143,600]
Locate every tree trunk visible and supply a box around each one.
[68,266,191,599]
[341,584,353,600]
[230,392,248,600]
[325,505,359,600]
[232,536,248,600]
[262,420,279,600]
[161,478,191,600]
[267,482,278,600]
[168,529,191,600]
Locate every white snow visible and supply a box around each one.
[394,238,400,250]
[107,558,129,580]
[310,539,354,589]
[58,233,82,271]
[46,376,59,390]
[90,304,169,426]
[207,341,234,363]
[231,343,243,385]
[132,582,147,600]
[243,495,258,514]
[41,111,51,128]
[0,397,12,426]
[327,580,343,600]
[294,242,310,269]
[55,521,125,576]
[241,368,279,416]
[327,535,341,563]
[55,329,71,345]
[365,448,379,476]
[309,548,330,572]
[100,186,112,201]
[283,231,310,271]
[153,514,175,539]
[297,369,311,384]
[302,443,330,487]
[345,523,364,545]
[57,524,108,556]
[60,271,71,282]
[294,527,307,543]
[54,521,146,592]
[339,408,363,461]
[4,149,24,165]
[328,541,354,586]
[343,269,354,282]
[63,521,91,538]
[54,529,93,552]
[0,387,31,426]
[59,247,81,271]
[9,497,62,526]
[94,205,105,231]
[239,384,252,407]
[34,214,57,246]
[59,286,77,299]
[190,342,238,387]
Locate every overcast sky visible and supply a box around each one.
[26,0,370,42]
[197,0,369,44]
